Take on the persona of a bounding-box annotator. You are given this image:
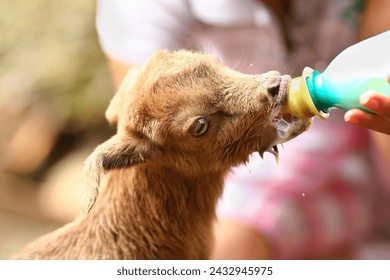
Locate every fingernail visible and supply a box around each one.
[360,93,379,110]
[366,99,380,110]
[344,110,355,123]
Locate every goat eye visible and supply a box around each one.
[190,117,209,137]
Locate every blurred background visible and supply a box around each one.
[0,0,115,258]
[1,0,389,260]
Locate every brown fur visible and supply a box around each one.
[11,50,310,259]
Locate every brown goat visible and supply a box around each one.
[11,50,310,259]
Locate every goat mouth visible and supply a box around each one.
[271,113,302,140]
[270,82,304,141]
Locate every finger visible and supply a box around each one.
[359,91,390,120]
[344,109,390,135]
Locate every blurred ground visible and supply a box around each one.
[0,0,114,258]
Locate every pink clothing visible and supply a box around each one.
[218,110,390,258]
[96,0,390,259]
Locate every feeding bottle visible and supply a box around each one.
[284,30,390,119]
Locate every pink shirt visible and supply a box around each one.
[218,110,390,258]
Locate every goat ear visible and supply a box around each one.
[105,68,140,125]
[81,134,147,214]
[101,139,145,170]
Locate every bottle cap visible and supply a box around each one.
[283,67,329,119]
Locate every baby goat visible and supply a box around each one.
[12,50,310,259]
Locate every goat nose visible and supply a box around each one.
[267,77,281,98]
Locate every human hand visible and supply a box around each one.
[344,91,390,135]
